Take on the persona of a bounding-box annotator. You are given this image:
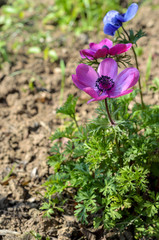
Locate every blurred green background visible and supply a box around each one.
[0,0,147,68]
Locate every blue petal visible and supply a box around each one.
[103,10,119,25]
[123,3,138,22]
[103,10,122,36]
[115,13,125,22]
[103,23,120,36]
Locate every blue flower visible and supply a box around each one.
[103,3,138,36]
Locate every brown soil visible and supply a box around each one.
[0,1,159,239]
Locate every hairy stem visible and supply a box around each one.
[104,98,115,125]
[122,26,144,108]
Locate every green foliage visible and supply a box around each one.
[30,231,51,240]
[30,231,43,240]
[134,46,143,57]
[128,29,146,45]
[149,77,159,92]
[43,94,159,238]
[40,197,64,218]
[43,0,121,34]
[60,59,66,105]
[115,29,146,45]
[0,41,9,68]
[28,46,41,54]
[145,54,152,87]
[0,0,122,67]
[56,94,78,120]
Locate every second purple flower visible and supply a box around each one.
[80,38,132,60]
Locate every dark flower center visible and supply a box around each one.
[102,45,109,50]
[96,75,114,93]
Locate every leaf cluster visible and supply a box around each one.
[115,29,146,45]
[42,94,159,238]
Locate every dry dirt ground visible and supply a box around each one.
[0,1,159,239]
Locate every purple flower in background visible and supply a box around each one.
[72,58,139,103]
[103,3,138,36]
[80,38,132,60]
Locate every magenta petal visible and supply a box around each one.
[83,87,98,98]
[80,49,95,60]
[98,58,118,79]
[94,48,108,58]
[114,68,139,92]
[87,93,108,103]
[109,89,133,98]
[72,74,86,90]
[108,43,132,55]
[89,38,113,50]
[76,64,98,88]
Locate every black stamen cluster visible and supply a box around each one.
[95,75,114,91]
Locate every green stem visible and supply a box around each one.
[104,98,115,125]
[104,99,122,165]
[114,131,123,167]
[73,115,80,131]
[122,26,144,108]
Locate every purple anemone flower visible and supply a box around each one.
[80,38,132,60]
[103,3,138,36]
[72,58,139,103]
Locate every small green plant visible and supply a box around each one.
[30,231,42,240]
[28,46,41,54]
[59,59,66,105]
[30,231,51,240]
[43,94,159,238]
[43,48,58,62]
[28,77,36,91]
[149,77,159,92]
[134,46,143,57]
[145,54,152,87]
[0,41,9,68]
